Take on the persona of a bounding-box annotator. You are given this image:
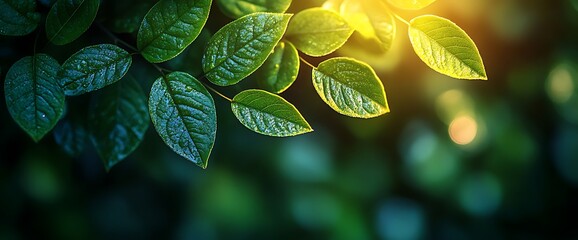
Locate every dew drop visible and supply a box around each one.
[185,86,193,92]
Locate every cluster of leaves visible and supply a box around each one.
[1,0,486,170]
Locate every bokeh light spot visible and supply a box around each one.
[547,64,574,104]
[449,115,478,145]
[458,173,502,217]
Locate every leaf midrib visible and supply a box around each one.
[205,15,287,77]
[139,1,205,52]
[62,51,130,88]
[233,100,308,129]
[48,0,87,43]
[315,68,387,108]
[411,21,485,78]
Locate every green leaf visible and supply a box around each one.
[149,72,216,168]
[137,0,212,63]
[285,8,354,57]
[4,54,65,142]
[0,0,40,36]
[216,0,292,19]
[165,29,212,77]
[386,0,435,10]
[203,12,292,86]
[46,0,100,45]
[105,0,155,34]
[408,15,487,80]
[53,111,87,157]
[89,76,149,171]
[341,0,396,51]
[59,44,132,96]
[312,57,389,118]
[256,41,300,94]
[231,89,313,137]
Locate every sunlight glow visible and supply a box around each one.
[449,115,478,145]
[547,64,574,104]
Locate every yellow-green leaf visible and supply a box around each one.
[285,8,354,57]
[231,89,313,137]
[386,0,435,10]
[340,0,396,51]
[312,57,389,118]
[408,15,487,80]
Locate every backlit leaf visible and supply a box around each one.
[137,0,212,63]
[341,0,395,51]
[386,0,435,10]
[408,15,487,80]
[46,0,100,45]
[149,72,216,168]
[59,44,132,96]
[0,0,40,36]
[286,8,353,57]
[256,41,300,94]
[89,77,149,171]
[216,0,292,19]
[4,54,65,142]
[203,12,291,86]
[231,89,313,137]
[312,57,389,118]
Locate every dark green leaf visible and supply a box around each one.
[4,54,65,142]
[203,12,292,86]
[286,8,354,57]
[46,0,100,45]
[312,57,389,118]
[89,76,149,171]
[105,0,155,34]
[149,72,216,168]
[256,41,300,93]
[0,0,40,36]
[231,89,313,137]
[137,0,212,63]
[59,44,132,96]
[216,0,292,19]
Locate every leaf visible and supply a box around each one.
[285,8,354,57]
[216,0,292,19]
[149,72,216,168]
[105,0,155,34]
[202,12,292,86]
[231,89,313,137]
[312,57,389,118]
[4,54,65,142]
[89,76,149,171]
[0,0,41,36]
[137,0,212,63]
[165,29,212,77]
[408,15,487,80]
[386,0,435,10]
[255,41,300,94]
[340,0,396,51]
[45,0,100,45]
[59,44,132,96]
[54,110,88,157]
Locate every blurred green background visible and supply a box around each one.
[2,0,578,239]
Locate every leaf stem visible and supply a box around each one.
[96,23,139,52]
[392,12,410,26]
[299,56,316,69]
[204,83,233,102]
